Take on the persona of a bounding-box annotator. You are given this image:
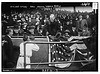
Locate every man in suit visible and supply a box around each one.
[3,29,14,68]
[70,27,78,36]
[26,26,35,36]
[76,15,88,36]
[45,14,61,36]
[3,28,20,68]
[86,15,92,29]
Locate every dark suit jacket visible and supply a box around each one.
[3,35,13,61]
[3,35,20,68]
[46,21,61,36]
[70,30,78,36]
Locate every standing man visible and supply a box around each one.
[3,29,14,68]
[3,28,20,68]
[45,14,61,36]
[76,15,88,36]
[86,14,92,29]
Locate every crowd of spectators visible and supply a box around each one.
[2,9,97,37]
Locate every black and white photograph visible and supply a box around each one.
[1,2,98,72]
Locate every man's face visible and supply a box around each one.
[72,27,76,31]
[86,15,89,18]
[79,15,82,19]
[65,33,69,37]
[14,29,19,33]
[50,14,55,21]
[9,29,13,36]
[70,20,73,24]
[29,29,34,33]
[67,22,70,25]
[21,18,25,22]
[37,15,40,18]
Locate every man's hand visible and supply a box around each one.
[68,36,74,41]
[2,40,7,46]
[46,32,49,36]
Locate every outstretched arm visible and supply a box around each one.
[32,44,39,51]
[68,36,90,41]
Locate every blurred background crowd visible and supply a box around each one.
[2,8,97,37]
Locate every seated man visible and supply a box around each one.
[16,34,39,69]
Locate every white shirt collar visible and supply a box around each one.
[7,35,11,39]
